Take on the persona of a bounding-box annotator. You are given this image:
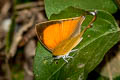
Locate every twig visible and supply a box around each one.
[19,27,36,47]
[0,1,11,23]
[8,16,34,58]
[5,56,12,80]
[1,1,11,16]
[16,7,45,16]
[16,1,44,10]
[31,7,45,12]
[24,62,33,76]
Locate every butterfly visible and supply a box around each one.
[35,11,97,62]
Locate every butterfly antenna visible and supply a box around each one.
[80,10,97,37]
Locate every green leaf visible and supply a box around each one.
[34,10,120,80]
[49,7,86,20]
[45,0,117,19]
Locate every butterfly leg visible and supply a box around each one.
[62,57,68,63]
[54,55,69,63]
[62,52,73,63]
[66,56,73,58]
[55,51,74,63]
[54,56,62,59]
[70,49,78,53]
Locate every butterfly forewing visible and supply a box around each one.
[35,16,85,52]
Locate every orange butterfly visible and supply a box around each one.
[35,11,97,62]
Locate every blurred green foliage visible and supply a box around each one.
[16,0,33,4]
